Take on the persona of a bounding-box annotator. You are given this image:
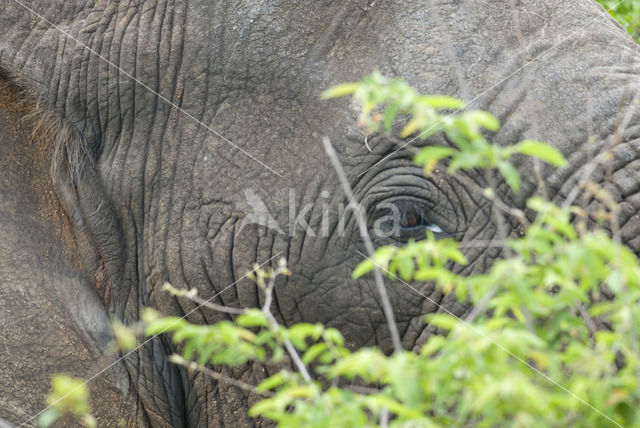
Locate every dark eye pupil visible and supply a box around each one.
[402,214,420,228]
[400,210,427,229]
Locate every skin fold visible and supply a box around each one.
[0,0,639,426]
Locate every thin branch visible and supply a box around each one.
[169,355,273,397]
[575,302,597,344]
[260,263,313,383]
[380,407,390,428]
[521,306,534,334]
[163,283,246,315]
[464,285,498,323]
[486,169,515,257]
[533,159,549,201]
[322,137,403,354]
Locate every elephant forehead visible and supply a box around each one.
[96,0,611,189]
[165,0,573,174]
[175,0,567,96]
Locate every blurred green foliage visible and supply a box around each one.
[37,375,96,428]
[597,0,640,43]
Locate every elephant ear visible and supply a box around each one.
[0,6,189,426]
[0,72,138,425]
[55,152,130,317]
[0,0,132,316]
[0,1,137,421]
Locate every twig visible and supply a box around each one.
[533,159,549,201]
[260,262,313,383]
[169,355,273,397]
[163,283,246,315]
[575,302,597,345]
[486,170,515,257]
[380,407,389,428]
[322,137,403,354]
[464,285,498,323]
[521,306,534,334]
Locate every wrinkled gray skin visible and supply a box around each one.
[1,0,640,426]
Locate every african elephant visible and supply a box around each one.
[1,0,639,426]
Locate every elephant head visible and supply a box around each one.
[1,0,639,426]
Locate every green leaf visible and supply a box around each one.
[388,353,423,406]
[420,335,446,356]
[352,259,374,278]
[141,307,160,323]
[365,394,424,419]
[419,95,465,110]
[383,102,400,131]
[257,372,286,391]
[271,343,285,362]
[516,140,567,167]
[320,83,360,99]
[426,314,459,331]
[447,150,484,171]
[395,255,415,280]
[444,246,468,265]
[302,343,328,364]
[237,310,269,327]
[401,116,427,138]
[464,110,501,131]
[373,246,397,266]
[37,409,60,428]
[288,323,324,349]
[498,161,521,193]
[47,375,92,416]
[324,328,345,346]
[143,316,186,336]
[111,319,138,352]
[249,397,278,417]
[413,146,457,174]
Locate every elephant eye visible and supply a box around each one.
[401,213,421,228]
[372,199,447,241]
[399,210,444,235]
